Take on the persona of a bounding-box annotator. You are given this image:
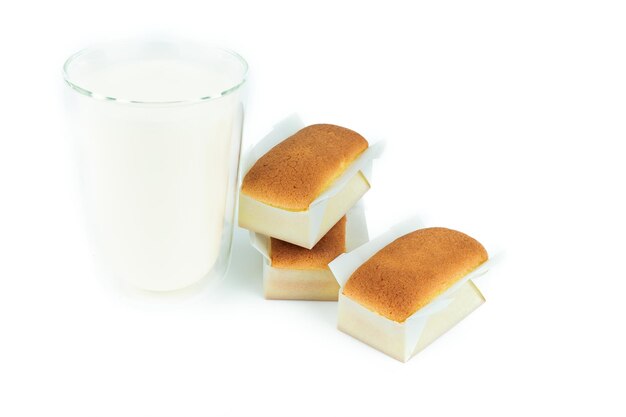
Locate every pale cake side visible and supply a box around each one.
[265,269,340,301]
[241,124,368,211]
[270,217,347,270]
[342,227,488,323]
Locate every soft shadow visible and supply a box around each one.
[297,298,339,327]
[217,226,264,297]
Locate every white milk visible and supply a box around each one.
[68,56,244,291]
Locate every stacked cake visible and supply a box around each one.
[238,119,492,362]
[239,123,374,301]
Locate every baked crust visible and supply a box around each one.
[270,217,347,270]
[342,227,488,323]
[241,124,368,211]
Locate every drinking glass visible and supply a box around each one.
[64,40,247,291]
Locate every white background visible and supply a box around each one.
[1,1,625,416]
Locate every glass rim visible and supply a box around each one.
[62,41,248,105]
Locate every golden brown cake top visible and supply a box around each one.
[270,217,347,270]
[241,124,369,211]
[342,227,488,323]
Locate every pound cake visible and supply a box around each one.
[265,217,346,300]
[239,124,371,249]
[255,205,369,300]
[335,227,489,362]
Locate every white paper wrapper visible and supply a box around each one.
[239,114,384,249]
[329,217,501,361]
[250,204,369,300]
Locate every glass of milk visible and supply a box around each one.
[64,40,247,291]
